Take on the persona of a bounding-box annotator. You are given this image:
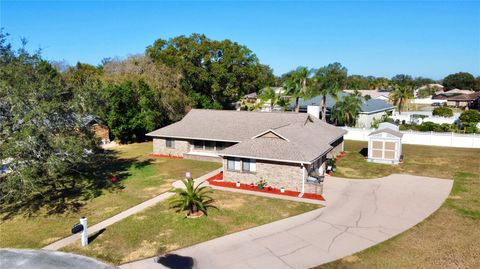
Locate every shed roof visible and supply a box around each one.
[369,128,403,138]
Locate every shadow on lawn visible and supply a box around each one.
[0,149,151,220]
[359,148,368,157]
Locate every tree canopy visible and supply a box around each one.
[443,72,476,90]
[0,33,111,215]
[146,34,275,108]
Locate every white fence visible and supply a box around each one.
[342,127,480,148]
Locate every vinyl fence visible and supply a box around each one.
[342,127,480,148]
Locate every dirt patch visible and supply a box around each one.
[122,240,158,263]
[342,255,360,263]
[215,197,246,210]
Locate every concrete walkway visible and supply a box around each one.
[120,174,452,269]
[43,168,223,251]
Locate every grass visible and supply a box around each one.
[333,140,480,179]
[0,142,220,249]
[316,141,480,269]
[62,191,320,265]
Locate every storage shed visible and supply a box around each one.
[368,122,403,164]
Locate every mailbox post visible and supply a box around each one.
[80,217,88,247]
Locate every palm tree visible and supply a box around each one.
[330,94,363,127]
[169,178,216,216]
[313,63,348,121]
[389,84,414,114]
[284,66,313,113]
[257,86,287,111]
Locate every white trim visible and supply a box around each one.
[185,151,220,158]
[147,134,241,143]
[218,153,310,165]
[251,129,290,142]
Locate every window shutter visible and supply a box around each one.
[250,159,256,172]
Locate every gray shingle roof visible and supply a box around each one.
[293,93,395,114]
[147,109,346,163]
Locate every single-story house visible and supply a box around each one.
[290,93,396,128]
[368,122,403,165]
[343,89,391,103]
[446,92,480,109]
[147,109,346,195]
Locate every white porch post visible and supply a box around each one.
[299,164,305,197]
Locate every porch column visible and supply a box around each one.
[299,164,306,197]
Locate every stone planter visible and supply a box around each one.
[186,211,204,219]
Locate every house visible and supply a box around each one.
[82,115,110,145]
[343,89,391,103]
[291,93,396,128]
[147,109,346,195]
[237,87,287,112]
[446,92,480,109]
[368,122,403,165]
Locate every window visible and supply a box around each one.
[204,141,215,151]
[193,140,204,150]
[242,159,256,172]
[216,142,224,151]
[227,158,242,171]
[227,158,236,170]
[166,138,175,148]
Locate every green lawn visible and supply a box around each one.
[0,142,220,249]
[316,141,480,269]
[333,140,480,179]
[62,191,319,265]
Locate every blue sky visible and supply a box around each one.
[2,1,479,79]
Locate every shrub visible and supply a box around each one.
[459,110,480,123]
[432,106,453,117]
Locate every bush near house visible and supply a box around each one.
[432,106,453,117]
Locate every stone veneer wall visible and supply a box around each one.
[153,138,190,157]
[223,159,306,192]
[330,137,344,157]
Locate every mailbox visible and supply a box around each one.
[71,223,84,234]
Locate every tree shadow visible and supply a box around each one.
[156,254,195,269]
[0,149,152,220]
[359,148,368,157]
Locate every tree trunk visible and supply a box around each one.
[321,96,327,121]
[295,97,300,113]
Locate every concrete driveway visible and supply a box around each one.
[121,174,452,269]
[0,249,116,269]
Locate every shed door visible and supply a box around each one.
[384,142,396,160]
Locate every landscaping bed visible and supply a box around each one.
[207,172,325,201]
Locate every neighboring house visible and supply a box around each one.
[147,109,346,195]
[343,89,391,103]
[237,87,287,112]
[82,115,111,145]
[446,92,480,109]
[441,88,475,96]
[368,122,403,165]
[291,93,396,128]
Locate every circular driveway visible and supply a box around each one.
[121,174,452,269]
[0,249,116,269]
